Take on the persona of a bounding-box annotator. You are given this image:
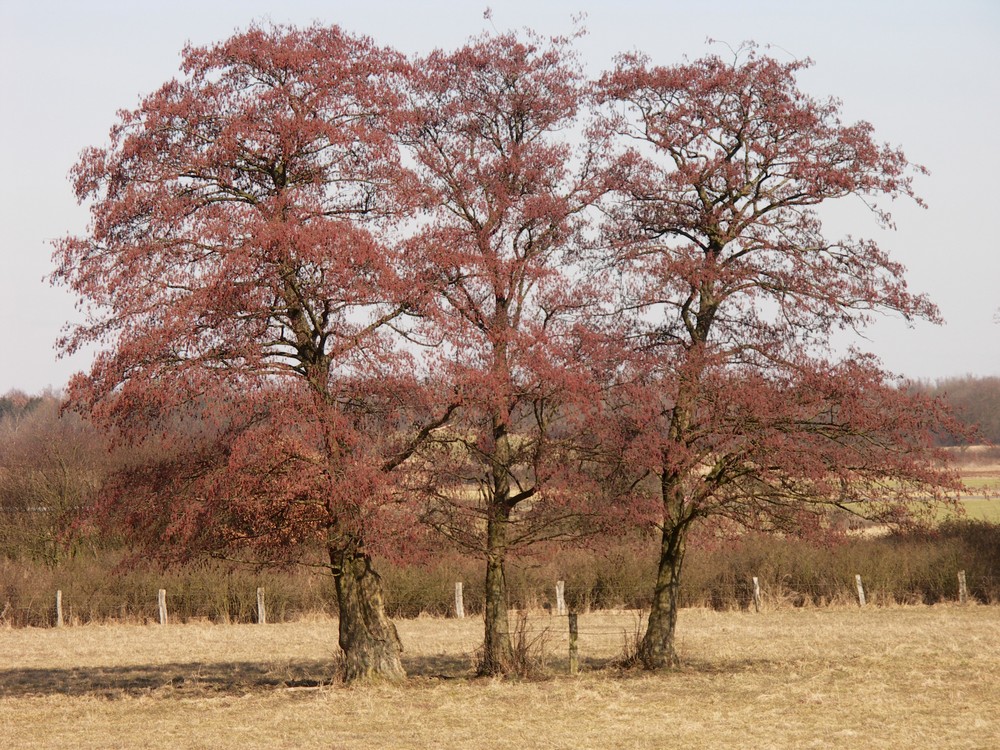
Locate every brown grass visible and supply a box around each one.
[2,606,998,749]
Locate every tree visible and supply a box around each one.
[0,392,108,563]
[595,47,963,669]
[399,30,606,674]
[52,25,437,681]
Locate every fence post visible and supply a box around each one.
[568,612,579,675]
[958,571,968,605]
[56,590,64,628]
[556,580,566,616]
[752,577,761,613]
[257,587,267,624]
[454,581,465,619]
[158,588,168,625]
[855,574,866,608]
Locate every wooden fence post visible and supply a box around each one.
[568,612,579,675]
[855,574,866,608]
[752,577,761,613]
[454,581,465,619]
[55,590,63,628]
[158,588,168,625]
[556,580,566,616]
[257,587,267,624]
[958,571,968,605]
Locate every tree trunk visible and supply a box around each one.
[330,546,406,683]
[639,367,701,670]
[639,521,686,670]
[479,504,514,675]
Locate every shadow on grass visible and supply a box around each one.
[0,653,478,699]
[0,652,786,697]
[0,660,333,699]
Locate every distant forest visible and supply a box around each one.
[907,376,1000,445]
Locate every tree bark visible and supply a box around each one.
[638,366,701,670]
[330,545,406,683]
[639,520,686,669]
[479,503,514,675]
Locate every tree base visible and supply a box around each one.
[638,636,681,671]
[333,548,406,683]
[475,642,515,677]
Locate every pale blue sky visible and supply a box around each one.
[1,0,997,393]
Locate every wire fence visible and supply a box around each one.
[3,569,996,629]
[5,521,999,627]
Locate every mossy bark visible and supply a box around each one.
[638,521,686,669]
[478,504,514,675]
[330,546,406,683]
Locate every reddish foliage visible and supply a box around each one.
[594,46,962,527]
[51,25,432,567]
[591,47,964,667]
[398,29,610,544]
[50,24,967,677]
[395,29,615,673]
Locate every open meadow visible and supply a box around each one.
[2,606,998,749]
[954,449,1000,522]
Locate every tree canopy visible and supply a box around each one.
[591,46,963,667]
[53,24,431,682]
[396,29,613,674]
[51,26,964,679]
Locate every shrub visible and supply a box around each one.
[1,522,998,627]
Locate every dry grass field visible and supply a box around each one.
[2,606,998,749]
